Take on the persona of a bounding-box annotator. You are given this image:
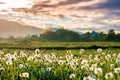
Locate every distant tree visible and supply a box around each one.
[7,36,15,41]
[55,29,80,41]
[12,28,119,42]
[116,33,120,42]
[105,29,116,41]
[40,29,80,42]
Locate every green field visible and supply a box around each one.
[0,48,120,80]
[0,42,120,50]
[0,42,120,80]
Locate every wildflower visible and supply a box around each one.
[39,60,43,63]
[69,73,75,79]
[100,62,106,66]
[0,51,4,55]
[1,57,6,62]
[83,75,96,80]
[94,55,101,61]
[80,49,85,54]
[35,49,40,54]
[9,55,16,61]
[46,67,53,72]
[69,62,78,70]
[0,67,5,71]
[83,77,87,80]
[110,64,115,68]
[6,60,12,65]
[20,51,27,57]
[102,52,106,55]
[97,48,102,53]
[112,54,117,58]
[91,64,97,71]
[14,51,18,58]
[58,60,64,65]
[19,72,29,78]
[81,64,89,70]
[94,68,102,75]
[18,64,25,69]
[105,72,114,79]
[116,59,120,64]
[81,59,88,65]
[4,53,11,58]
[67,50,71,53]
[89,54,92,59]
[87,75,96,80]
[114,68,120,74]
[27,56,34,61]
[105,54,111,60]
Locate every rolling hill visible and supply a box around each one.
[0,19,44,37]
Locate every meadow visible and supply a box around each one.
[0,42,120,80]
[0,42,119,50]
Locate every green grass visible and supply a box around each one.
[0,42,120,80]
[0,48,120,80]
[0,42,119,50]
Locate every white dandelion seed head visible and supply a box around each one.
[35,49,40,54]
[94,68,102,75]
[5,53,11,58]
[112,54,117,58]
[80,49,85,54]
[18,64,25,69]
[6,60,13,65]
[9,55,17,62]
[46,67,53,72]
[58,60,64,65]
[105,72,114,79]
[69,73,75,79]
[81,59,88,65]
[114,68,120,74]
[97,48,102,53]
[0,67,5,71]
[67,50,71,53]
[110,64,115,68]
[0,51,4,55]
[87,75,97,80]
[91,64,97,69]
[27,56,34,61]
[19,72,29,78]
[116,59,120,64]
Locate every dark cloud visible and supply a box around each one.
[32,4,55,8]
[85,0,120,10]
[98,0,120,9]
[57,0,92,6]
[0,2,5,4]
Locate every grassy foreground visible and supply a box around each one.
[0,48,120,80]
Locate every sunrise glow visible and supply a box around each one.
[0,0,120,33]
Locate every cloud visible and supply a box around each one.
[85,0,120,10]
[0,0,120,33]
[57,0,92,6]
[0,2,5,4]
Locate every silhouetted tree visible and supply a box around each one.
[105,29,116,41]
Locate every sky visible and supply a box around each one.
[0,0,120,33]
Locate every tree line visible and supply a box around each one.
[1,29,120,42]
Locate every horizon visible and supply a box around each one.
[0,0,120,36]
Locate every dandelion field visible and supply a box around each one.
[0,48,120,80]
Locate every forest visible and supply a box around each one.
[0,29,120,42]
